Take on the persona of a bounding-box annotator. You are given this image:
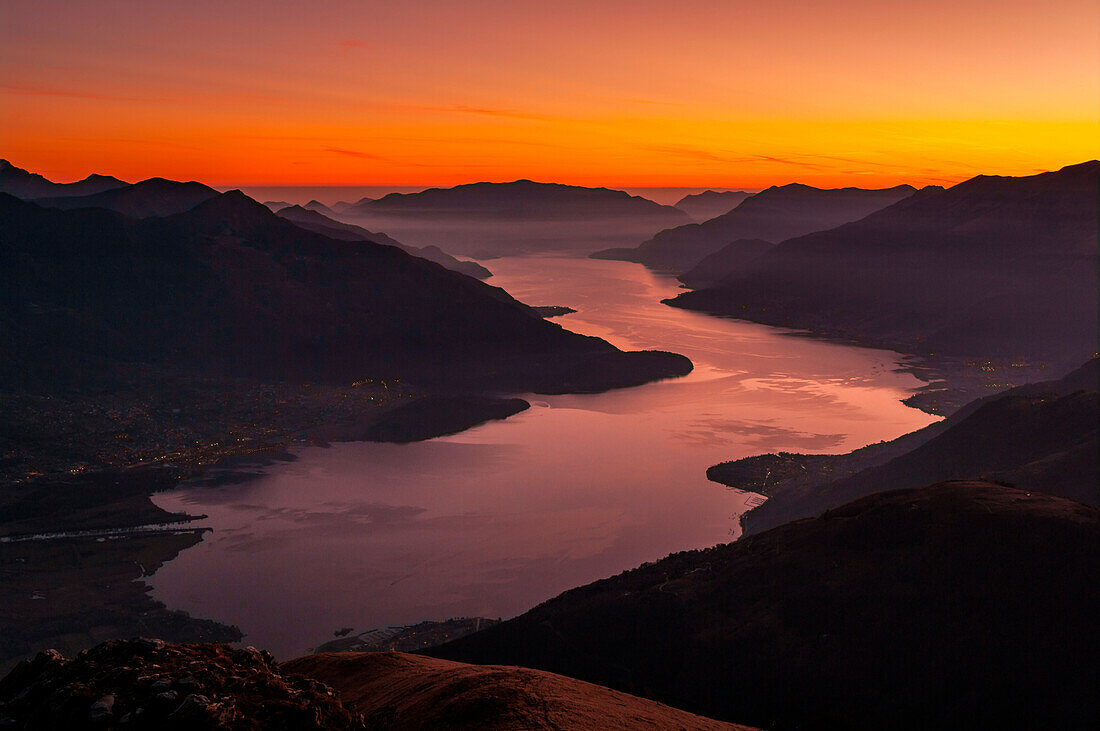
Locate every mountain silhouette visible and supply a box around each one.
[335,180,692,256]
[594,183,917,272]
[303,199,335,215]
[434,480,1099,729]
[668,161,1099,371]
[34,178,219,217]
[0,191,689,392]
[331,196,373,214]
[712,358,1098,536]
[673,189,751,221]
[0,160,127,200]
[678,238,775,287]
[275,204,491,278]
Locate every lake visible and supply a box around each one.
[148,255,937,657]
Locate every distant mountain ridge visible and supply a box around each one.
[668,161,1099,371]
[351,179,688,219]
[0,159,127,200]
[594,182,917,272]
[33,178,219,218]
[673,189,752,221]
[333,179,692,256]
[275,204,491,278]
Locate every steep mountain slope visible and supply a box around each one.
[678,238,775,287]
[285,652,754,730]
[336,180,692,256]
[594,183,916,271]
[668,161,1098,370]
[673,190,752,221]
[0,160,127,199]
[711,359,1098,535]
[0,192,689,392]
[433,481,1100,730]
[275,204,491,278]
[33,178,219,217]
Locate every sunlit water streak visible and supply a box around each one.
[149,255,937,657]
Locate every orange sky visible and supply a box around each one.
[2,0,1097,189]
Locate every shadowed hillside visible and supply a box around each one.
[433,481,1100,730]
[275,204,491,278]
[710,358,1098,535]
[0,191,689,392]
[668,161,1099,372]
[594,183,916,272]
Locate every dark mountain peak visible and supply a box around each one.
[948,159,1099,196]
[0,161,128,199]
[366,179,679,214]
[674,190,755,222]
[180,189,274,224]
[303,199,334,214]
[762,181,917,197]
[131,177,215,193]
[1058,159,1100,174]
[276,204,333,224]
[597,180,918,271]
[75,173,128,188]
[167,189,280,235]
[278,203,310,214]
[669,163,1098,371]
[32,177,220,218]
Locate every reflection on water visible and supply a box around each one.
[149,255,937,657]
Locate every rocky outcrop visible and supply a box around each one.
[0,640,364,729]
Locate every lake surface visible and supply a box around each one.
[149,255,937,657]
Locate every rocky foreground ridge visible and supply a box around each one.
[0,639,363,730]
[0,640,749,730]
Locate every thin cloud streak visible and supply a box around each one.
[0,84,174,103]
[325,148,387,160]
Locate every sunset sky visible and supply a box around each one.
[2,0,1097,189]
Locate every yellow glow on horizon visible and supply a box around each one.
[2,0,1097,188]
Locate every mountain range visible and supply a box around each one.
[0,190,689,393]
[0,160,127,200]
[3,163,498,278]
[673,189,752,221]
[667,161,1099,371]
[273,204,491,278]
[332,180,693,256]
[594,183,917,272]
[33,178,220,218]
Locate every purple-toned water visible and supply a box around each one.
[149,255,936,657]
